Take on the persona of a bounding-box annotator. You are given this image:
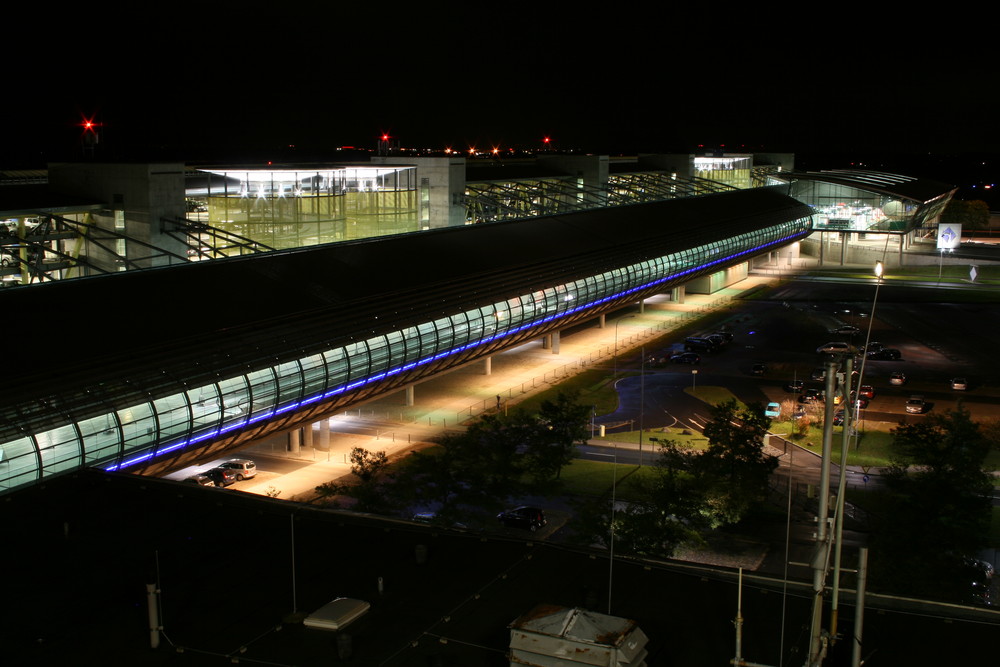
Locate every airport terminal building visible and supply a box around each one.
[0,153,956,494]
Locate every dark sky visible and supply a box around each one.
[4,9,995,167]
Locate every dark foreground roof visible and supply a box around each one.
[1,470,995,666]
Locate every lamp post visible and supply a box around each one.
[691,369,699,393]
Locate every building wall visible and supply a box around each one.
[372,157,466,229]
[49,163,188,269]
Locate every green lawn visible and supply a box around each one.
[515,368,623,417]
[557,459,655,502]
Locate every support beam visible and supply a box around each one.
[484,356,492,375]
[638,299,645,314]
[289,428,301,454]
[551,330,560,354]
[598,313,606,329]
[542,334,552,349]
[317,419,330,451]
[302,423,313,449]
[405,385,415,407]
[671,285,685,303]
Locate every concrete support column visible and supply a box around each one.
[484,356,492,375]
[542,334,552,350]
[289,428,301,454]
[405,385,415,407]
[551,330,560,355]
[638,299,645,314]
[302,423,313,449]
[671,285,685,304]
[599,313,606,329]
[317,419,330,451]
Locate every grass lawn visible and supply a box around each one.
[515,368,624,417]
[557,459,655,501]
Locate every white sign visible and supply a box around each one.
[937,223,962,250]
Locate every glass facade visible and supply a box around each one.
[789,176,953,234]
[0,215,811,494]
[194,167,419,249]
[693,156,752,189]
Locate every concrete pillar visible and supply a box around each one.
[289,428,301,454]
[599,313,606,329]
[317,419,330,451]
[484,356,492,375]
[302,423,313,449]
[638,299,645,314]
[671,285,685,304]
[542,334,551,349]
[405,385,414,406]
[551,330,560,355]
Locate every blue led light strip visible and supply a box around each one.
[105,226,807,471]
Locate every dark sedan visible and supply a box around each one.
[497,506,547,532]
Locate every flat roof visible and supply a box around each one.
[3,187,811,404]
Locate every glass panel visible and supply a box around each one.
[153,392,192,441]
[0,436,39,491]
[78,412,121,464]
[118,403,158,456]
[35,424,82,476]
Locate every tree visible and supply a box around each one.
[349,447,389,483]
[314,447,392,512]
[524,391,590,483]
[872,405,993,596]
[940,199,990,234]
[573,439,708,558]
[694,399,778,526]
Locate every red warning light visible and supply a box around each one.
[543,136,551,144]
[80,115,100,134]
[381,134,390,141]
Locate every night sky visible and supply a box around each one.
[5,9,996,186]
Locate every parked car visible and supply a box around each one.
[217,458,257,480]
[860,342,885,354]
[832,410,845,426]
[867,348,901,361]
[785,380,804,393]
[890,372,906,386]
[684,337,717,353]
[204,467,238,487]
[830,325,860,336]
[816,342,853,355]
[858,385,875,399]
[751,363,766,376]
[798,389,822,403]
[905,396,926,414]
[184,474,216,487]
[764,402,781,418]
[497,506,547,531]
[810,368,826,381]
[951,377,968,391]
[670,352,701,365]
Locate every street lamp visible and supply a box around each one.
[691,369,699,392]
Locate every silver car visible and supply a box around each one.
[217,458,257,480]
[905,396,926,414]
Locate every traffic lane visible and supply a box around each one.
[603,369,771,428]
